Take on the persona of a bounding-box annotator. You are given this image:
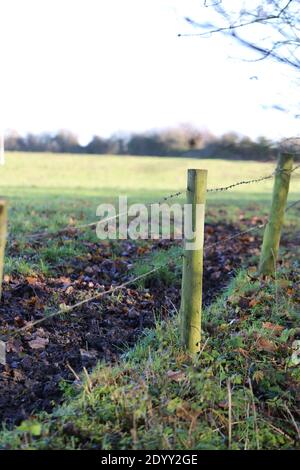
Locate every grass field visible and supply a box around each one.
[2,151,300,230]
[3,152,299,198]
[0,152,299,449]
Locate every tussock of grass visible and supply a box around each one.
[132,245,182,288]
[4,257,52,277]
[1,268,299,450]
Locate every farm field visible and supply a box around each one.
[0,152,299,450]
[3,151,300,199]
[2,152,300,237]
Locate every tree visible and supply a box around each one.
[127,133,168,156]
[159,124,206,153]
[181,1,300,70]
[85,136,110,154]
[51,130,81,153]
[5,130,25,151]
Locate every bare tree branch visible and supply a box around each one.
[179,0,300,70]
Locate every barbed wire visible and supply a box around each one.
[6,251,183,338]
[159,190,183,202]
[139,219,269,269]
[204,222,267,250]
[206,164,300,193]
[206,173,274,193]
[286,199,300,211]
[10,190,185,242]
[291,164,300,172]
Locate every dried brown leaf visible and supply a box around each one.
[28,337,49,350]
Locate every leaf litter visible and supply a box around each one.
[0,218,296,426]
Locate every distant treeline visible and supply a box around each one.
[5,127,279,160]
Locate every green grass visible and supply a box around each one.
[2,152,299,201]
[1,269,299,450]
[2,152,299,231]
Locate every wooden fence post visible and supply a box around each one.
[0,200,7,300]
[180,169,207,354]
[259,153,294,276]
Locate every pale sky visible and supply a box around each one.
[1,0,299,143]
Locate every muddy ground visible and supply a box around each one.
[0,219,272,426]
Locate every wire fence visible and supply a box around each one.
[7,218,267,337]
[1,163,299,351]
[6,198,297,338]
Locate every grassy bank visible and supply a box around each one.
[0,268,299,450]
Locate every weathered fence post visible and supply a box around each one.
[180,169,207,354]
[0,200,7,300]
[259,153,294,276]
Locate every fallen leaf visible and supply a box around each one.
[23,296,44,311]
[233,347,249,358]
[256,336,277,353]
[13,369,25,382]
[26,276,38,285]
[36,328,49,338]
[218,401,228,409]
[137,246,150,255]
[249,298,258,308]
[166,370,186,382]
[66,267,75,274]
[6,339,23,354]
[80,349,98,360]
[262,322,284,335]
[84,267,94,274]
[65,286,74,295]
[14,315,25,327]
[28,337,49,350]
[211,271,222,280]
